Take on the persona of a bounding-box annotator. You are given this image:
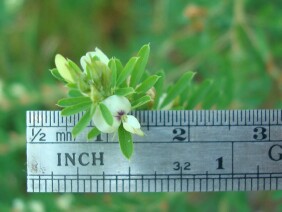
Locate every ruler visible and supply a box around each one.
[26,110,282,192]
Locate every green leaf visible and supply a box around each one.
[132,95,151,109]
[201,81,220,109]
[77,78,91,95]
[130,44,150,87]
[72,106,95,138]
[99,103,113,126]
[116,57,139,86]
[114,87,135,96]
[140,70,150,82]
[57,97,91,107]
[160,72,196,108]
[61,101,92,116]
[187,79,213,109]
[109,58,117,87]
[115,59,124,75]
[101,65,112,91]
[68,89,83,97]
[114,59,124,86]
[153,70,165,109]
[87,127,101,140]
[50,68,65,82]
[66,83,78,89]
[118,125,133,159]
[135,75,160,93]
[67,59,82,76]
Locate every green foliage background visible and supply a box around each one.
[1,0,282,211]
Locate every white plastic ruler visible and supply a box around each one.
[26,110,282,192]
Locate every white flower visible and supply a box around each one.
[80,47,110,71]
[122,115,144,136]
[93,95,144,136]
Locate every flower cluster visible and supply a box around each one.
[51,44,159,159]
[51,44,196,159]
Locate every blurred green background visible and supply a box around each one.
[1,0,282,211]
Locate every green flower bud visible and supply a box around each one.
[55,54,77,84]
[77,77,91,96]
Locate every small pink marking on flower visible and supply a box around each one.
[116,110,125,121]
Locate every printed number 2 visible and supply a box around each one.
[253,127,267,140]
[173,128,187,141]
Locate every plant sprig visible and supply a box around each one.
[51,44,196,159]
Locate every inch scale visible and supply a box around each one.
[26,110,282,192]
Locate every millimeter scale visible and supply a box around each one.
[26,110,282,192]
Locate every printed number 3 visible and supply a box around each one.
[253,127,267,140]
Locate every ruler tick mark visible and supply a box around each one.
[116,176,118,192]
[257,166,260,190]
[51,172,54,192]
[219,174,221,191]
[141,175,144,192]
[103,172,105,192]
[154,171,157,192]
[225,177,227,191]
[180,169,183,192]
[128,167,131,192]
[77,168,79,192]
[193,175,195,191]
[39,175,41,192]
[32,179,34,192]
[122,179,124,192]
[28,111,31,124]
[135,179,137,192]
[244,174,247,190]
[167,175,169,192]
[64,176,66,192]
[206,172,208,191]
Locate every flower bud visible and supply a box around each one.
[55,54,77,83]
[80,48,110,72]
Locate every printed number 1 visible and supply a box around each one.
[216,157,224,170]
